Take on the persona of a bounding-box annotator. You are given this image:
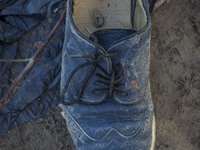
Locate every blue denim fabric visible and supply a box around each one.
[60,0,154,149]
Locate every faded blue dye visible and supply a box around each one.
[60,0,154,149]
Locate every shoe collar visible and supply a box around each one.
[66,0,150,50]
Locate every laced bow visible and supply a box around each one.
[61,28,127,105]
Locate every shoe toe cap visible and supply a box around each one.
[60,104,154,150]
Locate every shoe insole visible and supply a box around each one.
[73,0,147,38]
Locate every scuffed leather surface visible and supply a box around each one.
[92,29,136,50]
[108,25,151,105]
[60,0,154,149]
[61,22,111,103]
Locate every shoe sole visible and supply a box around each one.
[150,114,156,150]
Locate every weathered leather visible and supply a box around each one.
[60,0,154,149]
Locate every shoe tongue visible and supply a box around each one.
[90,29,136,49]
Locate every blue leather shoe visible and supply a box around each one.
[59,0,155,149]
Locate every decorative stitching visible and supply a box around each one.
[62,106,152,148]
[64,106,149,141]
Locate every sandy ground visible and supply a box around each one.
[151,0,200,149]
[0,0,200,149]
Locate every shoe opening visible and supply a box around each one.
[72,0,147,38]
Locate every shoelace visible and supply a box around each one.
[61,29,128,105]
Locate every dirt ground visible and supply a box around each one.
[151,0,200,149]
[0,0,200,149]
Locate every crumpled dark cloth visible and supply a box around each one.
[0,0,162,138]
[0,0,67,138]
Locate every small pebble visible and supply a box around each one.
[94,10,104,28]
